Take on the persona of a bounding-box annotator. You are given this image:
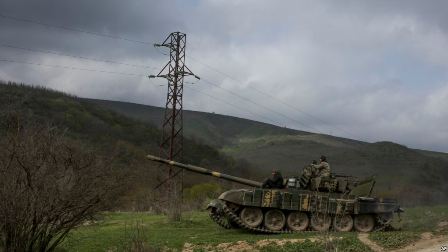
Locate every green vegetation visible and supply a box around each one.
[258,234,372,252]
[184,183,222,210]
[369,231,419,250]
[59,205,448,251]
[259,240,327,252]
[369,205,448,249]
[400,204,448,232]
[2,81,448,250]
[0,81,253,211]
[60,212,365,251]
[325,234,373,252]
[3,81,448,206]
[88,98,448,206]
[60,211,310,251]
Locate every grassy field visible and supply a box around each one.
[369,205,448,249]
[60,205,448,251]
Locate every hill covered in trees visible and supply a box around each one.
[0,81,253,211]
[87,98,448,206]
[2,81,448,206]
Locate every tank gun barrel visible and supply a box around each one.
[146,154,262,187]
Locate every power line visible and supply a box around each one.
[0,11,356,138]
[189,55,358,139]
[0,13,153,45]
[0,43,157,69]
[0,55,285,129]
[0,57,289,129]
[200,77,319,133]
[0,59,147,77]
[187,86,281,126]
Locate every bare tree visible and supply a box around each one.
[0,118,119,251]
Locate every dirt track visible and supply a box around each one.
[358,233,385,252]
[183,233,448,252]
[358,232,448,252]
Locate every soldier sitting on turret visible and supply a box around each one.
[262,169,284,189]
[310,155,331,189]
[312,155,331,178]
[298,156,331,189]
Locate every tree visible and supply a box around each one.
[184,183,222,210]
[0,117,119,251]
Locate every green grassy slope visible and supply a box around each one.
[85,98,304,147]
[60,211,365,251]
[60,205,448,251]
[2,82,447,205]
[85,99,448,206]
[0,81,254,209]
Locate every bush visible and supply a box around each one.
[0,118,121,251]
[184,183,222,210]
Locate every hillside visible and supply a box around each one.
[2,81,447,206]
[0,81,254,210]
[86,98,448,205]
[83,98,304,147]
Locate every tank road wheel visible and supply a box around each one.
[310,213,331,231]
[286,211,309,231]
[264,209,286,231]
[354,214,375,232]
[240,207,263,228]
[333,215,353,232]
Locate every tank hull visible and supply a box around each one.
[208,188,402,233]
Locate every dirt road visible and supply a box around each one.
[358,232,448,252]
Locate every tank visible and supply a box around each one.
[147,154,403,233]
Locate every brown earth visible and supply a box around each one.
[358,233,385,252]
[183,231,448,252]
[183,238,319,252]
[359,231,448,252]
[392,233,448,252]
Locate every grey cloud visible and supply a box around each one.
[0,0,448,152]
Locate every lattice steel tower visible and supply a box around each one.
[149,32,199,220]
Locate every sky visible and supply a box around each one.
[1,0,448,152]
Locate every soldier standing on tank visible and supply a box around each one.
[262,169,284,189]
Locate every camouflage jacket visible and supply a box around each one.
[312,161,330,177]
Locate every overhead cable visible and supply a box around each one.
[189,55,358,139]
[0,13,153,45]
[200,78,318,132]
[0,43,156,69]
[187,86,281,126]
[0,59,146,77]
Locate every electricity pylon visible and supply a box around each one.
[149,32,199,220]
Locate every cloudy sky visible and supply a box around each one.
[1,0,448,152]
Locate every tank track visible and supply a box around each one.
[222,202,292,234]
[211,200,389,234]
[209,209,233,229]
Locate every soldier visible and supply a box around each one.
[262,169,284,189]
[312,155,331,178]
[298,162,316,188]
[309,155,331,190]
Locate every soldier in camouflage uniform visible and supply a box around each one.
[299,156,331,189]
[311,155,331,190]
[312,155,330,178]
[298,160,317,188]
